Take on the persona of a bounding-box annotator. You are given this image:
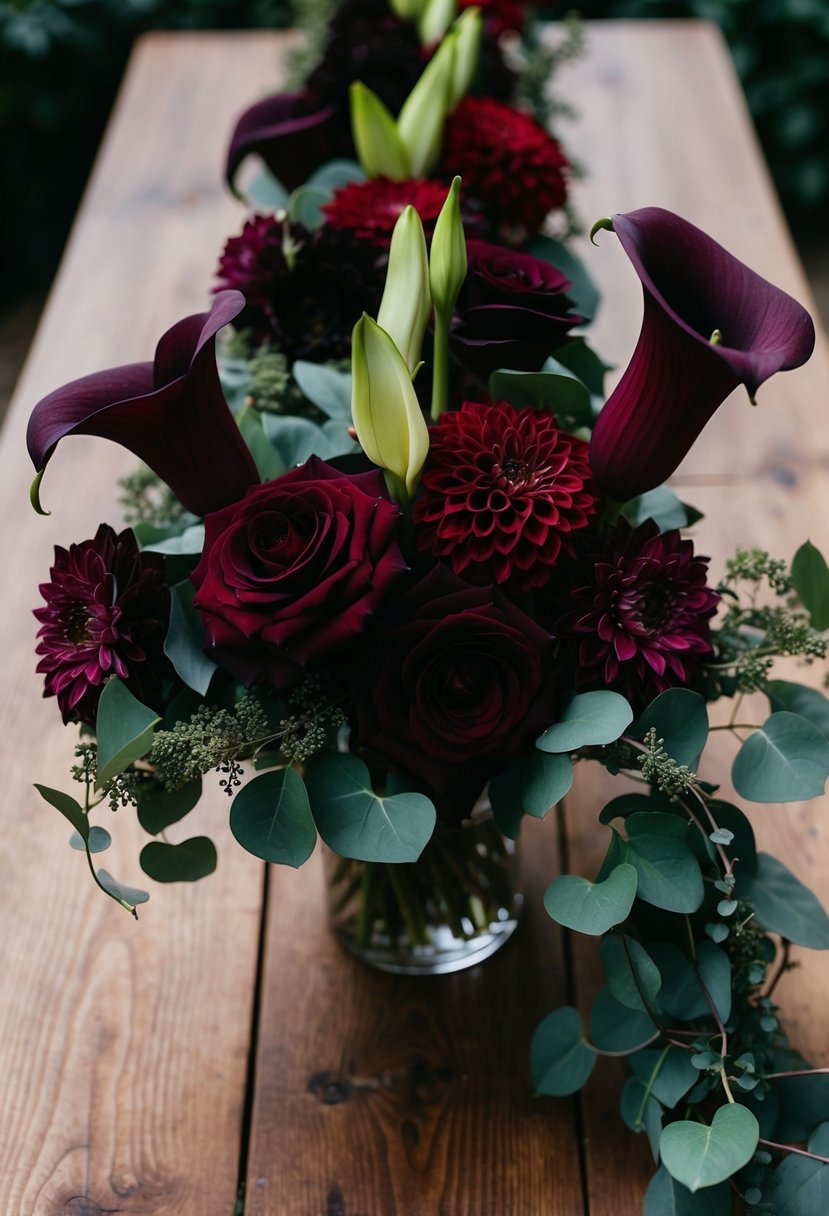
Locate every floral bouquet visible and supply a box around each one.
[26,1,829,1209]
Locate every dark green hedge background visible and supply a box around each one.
[2,0,827,312]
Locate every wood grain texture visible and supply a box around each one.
[0,32,294,1215]
[556,22,829,1215]
[246,819,583,1216]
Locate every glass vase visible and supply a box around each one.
[323,805,522,975]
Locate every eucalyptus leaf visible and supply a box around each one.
[791,540,829,630]
[95,679,160,787]
[648,942,731,1024]
[588,988,656,1053]
[544,863,638,936]
[773,1121,829,1215]
[732,712,829,802]
[237,408,287,480]
[644,1165,732,1215]
[230,768,317,868]
[287,185,330,228]
[34,784,87,840]
[631,1045,700,1110]
[530,1006,597,1096]
[633,689,709,769]
[488,370,591,429]
[291,360,353,420]
[767,680,829,740]
[139,837,217,883]
[244,167,290,211]
[305,158,364,192]
[141,523,204,556]
[261,412,347,466]
[598,791,675,825]
[537,690,633,753]
[625,813,704,914]
[739,852,829,948]
[600,933,662,1013]
[164,582,217,696]
[521,750,573,817]
[305,754,436,862]
[623,485,694,533]
[487,762,524,839]
[545,336,611,397]
[660,1104,759,1192]
[777,1072,829,1142]
[69,826,111,853]
[137,778,202,836]
[621,1075,662,1160]
[97,869,151,911]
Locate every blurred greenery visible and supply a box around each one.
[0,0,294,309]
[573,0,829,231]
[1,0,827,313]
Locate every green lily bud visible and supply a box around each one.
[349,82,410,181]
[397,32,456,177]
[377,206,432,375]
[429,175,467,319]
[351,314,430,505]
[449,6,482,106]
[388,0,423,19]
[417,0,457,45]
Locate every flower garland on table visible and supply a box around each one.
[25,4,829,1213]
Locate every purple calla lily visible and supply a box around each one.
[27,290,259,518]
[589,207,815,501]
[226,90,337,195]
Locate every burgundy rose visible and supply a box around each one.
[452,240,585,378]
[440,97,568,239]
[192,457,407,688]
[35,524,168,725]
[348,565,559,817]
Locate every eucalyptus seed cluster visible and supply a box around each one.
[638,727,698,798]
[118,465,187,527]
[71,740,147,811]
[150,695,270,792]
[278,675,346,764]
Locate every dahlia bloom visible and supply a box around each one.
[35,525,168,725]
[412,400,598,590]
[557,520,720,710]
[322,177,456,247]
[27,292,258,519]
[589,208,816,501]
[440,97,568,238]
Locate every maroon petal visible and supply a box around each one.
[589,207,815,501]
[27,291,259,517]
[225,90,337,195]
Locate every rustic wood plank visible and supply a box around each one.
[246,820,584,1216]
[0,32,294,1215]
[557,22,829,1215]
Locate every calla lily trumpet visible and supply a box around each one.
[27,291,259,518]
[226,90,336,195]
[589,207,816,502]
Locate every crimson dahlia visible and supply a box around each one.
[413,400,597,590]
[440,97,568,239]
[35,525,168,725]
[557,521,720,710]
[322,177,452,247]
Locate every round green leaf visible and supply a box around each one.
[631,1045,699,1110]
[660,1104,759,1192]
[530,1006,597,1097]
[69,826,111,853]
[487,761,524,839]
[600,934,662,1013]
[740,852,829,948]
[621,1075,662,1160]
[95,678,160,786]
[791,540,829,630]
[164,583,217,697]
[774,1121,829,1215]
[732,712,829,803]
[768,680,829,740]
[626,813,704,914]
[230,769,316,869]
[139,837,217,883]
[633,689,709,769]
[97,869,150,909]
[34,784,87,840]
[521,750,573,817]
[137,778,202,836]
[544,863,638,936]
[291,360,352,420]
[537,691,634,753]
[644,1164,732,1215]
[305,754,436,863]
[588,988,656,1053]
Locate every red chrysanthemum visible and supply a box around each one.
[412,400,598,590]
[322,177,452,247]
[440,97,568,238]
[558,521,720,709]
[34,525,169,725]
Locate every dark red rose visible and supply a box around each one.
[460,0,526,36]
[554,520,720,711]
[440,97,568,239]
[191,457,407,687]
[452,239,585,378]
[35,524,169,725]
[348,565,559,817]
[322,177,457,248]
[413,400,598,590]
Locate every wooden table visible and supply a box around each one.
[1,21,827,1215]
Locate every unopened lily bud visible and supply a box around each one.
[449,6,482,106]
[351,314,430,505]
[429,176,467,321]
[397,32,456,177]
[377,206,432,375]
[418,0,457,46]
[389,0,423,19]
[349,82,410,181]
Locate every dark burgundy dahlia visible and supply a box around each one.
[214,216,384,359]
[413,400,598,590]
[557,521,720,710]
[440,97,568,239]
[322,177,457,248]
[34,525,168,725]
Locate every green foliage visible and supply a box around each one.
[230,768,317,867]
[632,689,709,770]
[487,370,592,432]
[791,540,829,631]
[530,1006,597,1096]
[95,678,160,785]
[537,690,633,752]
[164,582,217,696]
[739,853,829,949]
[544,863,638,936]
[149,694,270,793]
[137,778,202,836]
[660,1104,759,1193]
[644,1164,731,1215]
[139,837,218,883]
[732,712,829,803]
